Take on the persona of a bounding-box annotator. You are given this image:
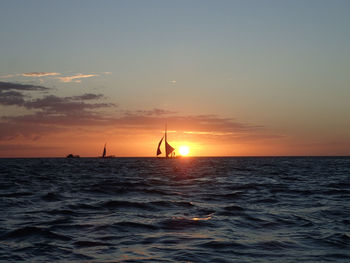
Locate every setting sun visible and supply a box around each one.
[179,145,190,156]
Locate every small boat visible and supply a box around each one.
[156,124,176,158]
[66,153,80,158]
[100,143,115,158]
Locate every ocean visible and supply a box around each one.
[0,157,349,262]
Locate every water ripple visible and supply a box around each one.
[0,157,349,262]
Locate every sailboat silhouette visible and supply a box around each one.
[157,124,175,158]
[100,143,115,158]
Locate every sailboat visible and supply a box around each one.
[156,124,176,158]
[102,143,107,158]
[100,143,115,158]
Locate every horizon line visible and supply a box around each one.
[0,155,349,159]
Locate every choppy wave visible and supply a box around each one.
[0,157,349,262]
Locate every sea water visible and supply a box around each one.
[0,157,349,262]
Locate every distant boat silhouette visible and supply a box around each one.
[102,143,106,158]
[66,153,80,158]
[157,124,175,158]
[100,143,115,158]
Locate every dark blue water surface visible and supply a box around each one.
[0,157,349,262]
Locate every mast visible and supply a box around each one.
[164,123,175,158]
[165,123,168,158]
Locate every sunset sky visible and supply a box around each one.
[1,0,349,157]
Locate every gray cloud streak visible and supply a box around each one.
[0,82,281,143]
[0,81,48,91]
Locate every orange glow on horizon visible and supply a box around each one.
[1,125,349,157]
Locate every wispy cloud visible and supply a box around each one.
[111,113,262,135]
[1,72,100,84]
[0,81,282,146]
[0,82,112,115]
[57,74,97,83]
[0,72,60,79]
[0,81,48,91]
[0,81,49,107]
[22,72,61,77]
[23,95,113,113]
[0,81,115,140]
[68,93,104,100]
[184,131,234,136]
[0,90,26,106]
[125,108,177,116]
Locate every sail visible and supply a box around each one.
[157,137,163,156]
[165,141,175,157]
[156,123,175,158]
[102,144,106,158]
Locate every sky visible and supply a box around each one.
[0,0,349,157]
